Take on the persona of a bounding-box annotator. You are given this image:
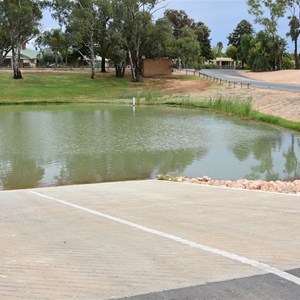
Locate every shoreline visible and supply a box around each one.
[157,175,300,195]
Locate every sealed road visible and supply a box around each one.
[198,69,300,92]
[1,180,300,299]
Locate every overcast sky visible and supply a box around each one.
[41,0,293,51]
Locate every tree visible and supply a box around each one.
[194,21,213,60]
[172,26,201,68]
[245,31,286,72]
[227,19,254,67]
[66,0,102,79]
[240,34,254,68]
[226,45,238,61]
[1,0,42,79]
[164,9,193,39]
[285,0,300,69]
[0,2,12,66]
[143,17,174,59]
[46,0,106,79]
[212,42,223,58]
[107,30,127,77]
[228,19,254,47]
[97,0,112,72]
[247,0,286,70]
[165,9,212,60]
[36,28,68,67]
[111,0,164,82]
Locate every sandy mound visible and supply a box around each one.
[240,70,300,85]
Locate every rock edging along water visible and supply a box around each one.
[157,175,300,195]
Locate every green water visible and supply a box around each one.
[0,104,299,190]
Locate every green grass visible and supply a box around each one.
[161,96,300,132]
[0,72,140,103]
[250,111,300,131]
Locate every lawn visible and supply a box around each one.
[0,71,145,103]
[0,69,208,104]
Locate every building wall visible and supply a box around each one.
[142,59,172,76]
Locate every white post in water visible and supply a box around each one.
[133,97,136,106]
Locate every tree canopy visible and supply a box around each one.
[227,19,254,67]
[0,0,42,79]
[2,0,300,80]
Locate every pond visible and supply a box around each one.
[0,104,299,190]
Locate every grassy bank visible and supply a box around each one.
[161,97,300,132]
[0,70,299,132]
[0,70,203,104]
[0,71,139,103]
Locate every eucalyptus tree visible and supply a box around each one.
[164,9,193,39]
[107,30,127,77]
[172,26,201,68]
[67,1,99,78]
[143,17,174,59]
[46,0,109,79]
[97,0,112,72]
[247,0,286,70]
[0,2,12,66]
[245,31,286,71]
[36,28,69,67]
[1,0,42,79]
[165,9,212,60]
[111,0,164,82]
[107,0,127,77]
[285,0,300,69]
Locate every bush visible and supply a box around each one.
[200,63,216,69]
[282,56,294,70]
[251,56,270,72]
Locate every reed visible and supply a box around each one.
[162,96,300,132]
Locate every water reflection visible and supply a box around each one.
[0,157,44,189]
[0,104,299,190]
[229,126,300,181]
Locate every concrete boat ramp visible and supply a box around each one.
[1,180,300,299]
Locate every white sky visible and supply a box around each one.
[40,0,293,51]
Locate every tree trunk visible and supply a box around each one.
[55,52,58,68]
[12,46,22,79]
[0,51,4,66]
[295,39,299,69]
[89,34,96,79]
[134,60,141,82]
[0,49,7,66]
[65,49,68,67]
[128,49,136,81]
[101,55,106,73]
[128,48,142,82]
[115,65,125,78]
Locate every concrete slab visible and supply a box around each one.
[0,180,300,299]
